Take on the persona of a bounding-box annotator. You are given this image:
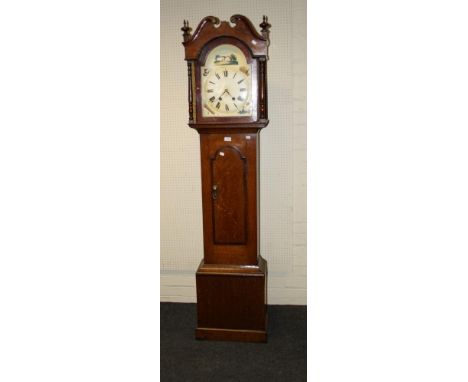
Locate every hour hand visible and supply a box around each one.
[224,89,236,101]
[218,89,228,100]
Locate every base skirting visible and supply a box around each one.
[196,327,267,342]
[195,255,268,342]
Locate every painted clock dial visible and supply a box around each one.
[201,44,252,117]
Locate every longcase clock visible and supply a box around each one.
[181,14,271,342]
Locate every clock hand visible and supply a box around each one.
[218,89,229,101]
[223,89,236,101]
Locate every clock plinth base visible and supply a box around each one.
[195,256,268,343]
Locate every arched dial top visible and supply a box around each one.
[201,44,252,118]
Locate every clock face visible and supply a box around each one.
[201,44,252,118]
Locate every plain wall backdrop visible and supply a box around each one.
[160,0,307,304]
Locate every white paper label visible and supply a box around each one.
[246,135,251,140]
[220,152,225,156]
[224,136,231,141]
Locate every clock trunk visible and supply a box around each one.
[200,132,259,265]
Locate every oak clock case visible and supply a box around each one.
[182,15,271,343]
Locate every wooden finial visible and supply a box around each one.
[260,15,271,42]
[181,19,192,42]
